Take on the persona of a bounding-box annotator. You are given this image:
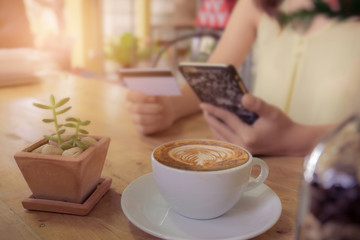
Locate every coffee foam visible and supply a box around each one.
[154,140,249,171]
[169,144,235,166]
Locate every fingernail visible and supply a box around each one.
[199,103,208,109]
[243,94,254,108]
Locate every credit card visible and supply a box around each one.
[118,68,181,96]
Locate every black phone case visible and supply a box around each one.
[179,64,258,125]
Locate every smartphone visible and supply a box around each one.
[178,62,258,125]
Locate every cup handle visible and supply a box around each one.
[246,157,269,191]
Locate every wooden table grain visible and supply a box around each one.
[0,73,304,240]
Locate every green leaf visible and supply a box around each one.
[60,141,74,150]
[67,134,77,140]
[56,106,71,115]
[57,129,65,135]
[50,95,55,106]
[66,117,79,122]
[79,129,89,134]
[63,139,73,144]
[33,103,51,109]
[80,120,91,126]
[75,139,88,150]
[42,119,54,123]
[54,97,70,108]
[44,135,59,142]
[64,123,76,128]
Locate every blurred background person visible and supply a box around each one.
[0,0,34,48]
[125,0,360,156]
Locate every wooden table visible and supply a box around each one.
[0,73,304,240]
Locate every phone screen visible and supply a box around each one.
[178,63,258,125]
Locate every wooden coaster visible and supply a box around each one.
[22,177,112,216]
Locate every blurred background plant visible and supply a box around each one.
[104,32,161,68]
[277,0,360,29]
[104,32,137,68]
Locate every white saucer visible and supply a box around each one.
[121,173,282,240]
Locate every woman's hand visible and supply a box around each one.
[200,94,327,156]
[126,83,202,135]
[126,90,176,135]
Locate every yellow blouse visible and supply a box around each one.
[252,14,360,125]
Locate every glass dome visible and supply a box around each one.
[296,114,360,240]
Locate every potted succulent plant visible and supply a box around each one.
[14,95,111,215]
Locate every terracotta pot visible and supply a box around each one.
[14,135,110,204]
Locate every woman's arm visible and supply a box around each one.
[126,0,264,134]
[172,0,264,119]
[208,0,263,65]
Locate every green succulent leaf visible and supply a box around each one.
[33,95,92,148]
[44,135,59,142]
[80,120,91,126]
[60,141,74,150]
[64,123,76,128]
[42,119,54,123]
[63,139,73,145]
[33,103,52,109]
[50,95,55,106]
[57,129,65,135]
[54,97,70,108]
[65,135,75,141]
[75,139,88,150]
[79,129,89,134]
[56,106,71,115]
[66,117,78,122]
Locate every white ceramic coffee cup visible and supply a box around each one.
[151,139,269,220]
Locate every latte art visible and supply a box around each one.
[153,139,249,171]
[169,145,235,166]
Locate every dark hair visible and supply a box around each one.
[255,0,284,16]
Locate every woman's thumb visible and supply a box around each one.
[242,94,272,117]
